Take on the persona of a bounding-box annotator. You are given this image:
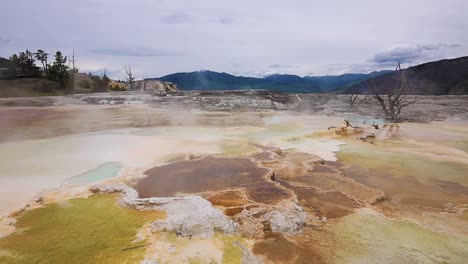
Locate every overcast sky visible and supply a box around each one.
[1,0,467,79]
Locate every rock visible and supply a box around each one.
[130,80,178,93]
[187,154,197,160]
[234,200,307,238]
[89,186,100,193]
[272,101,287,110]
[368,193,386,205]
[91,184,306,238]
[2,217,16,226]
[272,148,282,155]
[149,196,237,238]
[265,200,307,234]
[34,196,44,204]
[91,184,238,238]
[168,245,176,253]
[314,159,326,165]
[234,210,265,239]
[357,134,376,144]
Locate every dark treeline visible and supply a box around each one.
[2,49,112,92]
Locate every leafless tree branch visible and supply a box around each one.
[124,65,135,90]
[347,87,360,106]
[370,61,418,121]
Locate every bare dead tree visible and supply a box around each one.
[70,49,76,72]
[124,65,135,90]
[347,87,360,106]
[370,62,418,122]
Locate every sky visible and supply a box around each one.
[1,0,467,79]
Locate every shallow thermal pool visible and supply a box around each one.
[64,162,123,185]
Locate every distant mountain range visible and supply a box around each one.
[3,53,466,95]
[344,56,468,95]
[148,70,391,93]
[148,56,468,94]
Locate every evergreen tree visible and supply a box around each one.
[8,49,37,75]
[34,49,49,75]
[48,51,69,87]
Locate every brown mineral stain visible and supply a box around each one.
[253,233,324,264]
[207,191,249,207]
[224,205,260,216]
[280,180,361,218]
[251,151,277,161]
[291,172,383,203]
[324,160,347,169]
[260,151,317,181]
[312,165,338,173]
[134,157,293,204]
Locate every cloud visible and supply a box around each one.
[268,64,296,69]
[2,1,468,77]
[89,48,180,57]
[78,61,123,78]
[219,17,235,25]
[0,36,11,46]
[268,64,283,68]
[89,68,121,77]
[326,42,463,74]
[370,43,461,66]
[160,13,192,24]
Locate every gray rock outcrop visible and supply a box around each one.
[234,200,307,238]
[90,184,307,239]
[130,80,177,93]
[90,184,237,238]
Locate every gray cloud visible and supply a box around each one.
[160,13,192,24]
[0,36,11,46]
[268,64,296,69]
[89,48,180,57]
[268,64,283,68]
[219,17,235,25]
[327,43,463,74]
[371,43,461,66]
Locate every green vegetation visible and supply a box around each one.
[47,51,69,87]
[8,50,38,76]
[0,78,63,97]
[0,194,164,264]
[1,49,122,96]
[89,69,111,92]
